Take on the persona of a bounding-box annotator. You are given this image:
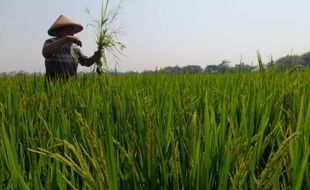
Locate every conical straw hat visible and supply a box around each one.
[48,15,83,36]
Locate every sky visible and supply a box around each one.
[1,0,310,73]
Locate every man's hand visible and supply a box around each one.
[92,50,102,63]
[84,50,102,67]
[64,35,82,47]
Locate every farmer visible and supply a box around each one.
[42,15,101,79]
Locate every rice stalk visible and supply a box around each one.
[257,132,298,189]
[28,140,96,189]
[87,0,125,75]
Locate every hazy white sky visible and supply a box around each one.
[1,0,310,73]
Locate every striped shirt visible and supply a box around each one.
[43,37,87,79]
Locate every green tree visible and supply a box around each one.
[218,60,230,73]
[160,66,182,74]
[301,51,310,66]
[182,65,202,74]
[275,55,304,71]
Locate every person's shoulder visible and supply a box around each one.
[43,37,59,46]
[45,37,58,43]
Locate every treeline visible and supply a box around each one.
[142,60,257,74]
[269,51,310,71]
[2,51,310,76]
[141,51,310,74]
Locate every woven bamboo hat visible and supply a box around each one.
[48,15,83,36]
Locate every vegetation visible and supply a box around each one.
[86,0,125,74]
[275,55,304,71]
[0,70,309,189]
[273,51,310,71]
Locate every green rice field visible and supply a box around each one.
[0,72,309,189]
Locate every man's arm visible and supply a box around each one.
[42,35,82,58]
[83,51,102,67]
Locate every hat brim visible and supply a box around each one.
[48,23,83,36]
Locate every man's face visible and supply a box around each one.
[57,26,75,37]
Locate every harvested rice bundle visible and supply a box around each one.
[87,0,125,74]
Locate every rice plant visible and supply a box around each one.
[0,70,309,189]
[86,0,125,74]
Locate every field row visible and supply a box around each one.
[0,73,309,189]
